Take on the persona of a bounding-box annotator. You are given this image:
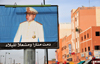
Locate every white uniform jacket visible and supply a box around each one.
[14,20,44,42]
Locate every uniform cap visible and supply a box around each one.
[26,7,38,14]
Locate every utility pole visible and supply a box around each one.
[46,49,48,64]
[5,52,10,64]
[44,56,45,64]
[13,59,15,64]
[42,1,49,64]
[0,55,4,64]
[43,0,45,5]
[9,58,12,64]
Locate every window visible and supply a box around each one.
[84,35,86,39]
[64,46,66,49]
[76,38,77,42]
[62,47,64,51]
[95,46,100,50]
[76,49,78,52]
[62,48,63,51]
[75,22,77,27]
[62,55,64,59]
[82,49,83,52]
[77,20,79,26]
[81,37,83,41]
[96,32,100,36]
[64,54,66,58]
[88,47,90,51]
[85,48,86,52]
[87,33,89,38]
[75,18,77,21]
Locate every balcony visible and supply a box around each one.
[76,28,81,33]
[76,28,79,32]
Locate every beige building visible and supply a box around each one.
[60,23,71,39]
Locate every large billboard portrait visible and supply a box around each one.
[0,5,59,49]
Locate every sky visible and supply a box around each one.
[0,0,100,64]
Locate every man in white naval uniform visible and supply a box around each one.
[14,7,44,42]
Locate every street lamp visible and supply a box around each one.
[5,52,10,64]
[0,55,4,64]
[9,58,12,64]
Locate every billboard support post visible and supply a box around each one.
[46,49,48,64]
[42,1,49,64]
[24,49,35,64]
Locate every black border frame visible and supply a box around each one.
[0,5,59,49]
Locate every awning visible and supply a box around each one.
[69,62,74,64]
[78,61,85,64]
[83,59,91,64]
[71,52,75,55]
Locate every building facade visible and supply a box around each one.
[80,26,100,60]
[46,60,56,64]
[57,6,100,64]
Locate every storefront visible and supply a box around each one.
[67,58,74,64]
[78,61,85,64]
[91,59,100,64]
[94,50,100,59]
[83,59,92,64]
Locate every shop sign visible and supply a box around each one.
[67,55,69,58]
[69,44,71,54]
[86,57,88,59]
[94,50,100,59]
[92,61,100,64]
[89,52,92,55]
[69,58,72,61]
[81,53,84,57]
[89,56,92,59]
[67,59,69,61]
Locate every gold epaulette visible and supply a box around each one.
[36,21,42,25]
[20,21,26,24]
